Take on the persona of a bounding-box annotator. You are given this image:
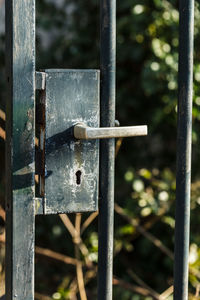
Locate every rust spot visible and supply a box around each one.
[35,137,39,147]
[35,88,46,197]
[0,109,6,121]
[35,174,39,184]
[0,127,6,140]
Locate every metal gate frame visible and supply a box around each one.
[5,0,194,299]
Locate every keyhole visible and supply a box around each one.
[76,170,82,185]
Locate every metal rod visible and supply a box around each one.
[174,0,194,299]
[74,123,147,140]
[5,0,36,299]
[98,0,116,299]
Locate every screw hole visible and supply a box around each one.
[76,170,82,185]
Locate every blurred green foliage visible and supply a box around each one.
[1,0,200,299]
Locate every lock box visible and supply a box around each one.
[37,69,100,214]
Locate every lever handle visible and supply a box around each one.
[74,123,148,140]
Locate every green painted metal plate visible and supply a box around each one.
[43,69,100,214]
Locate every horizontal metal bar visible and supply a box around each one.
[74,123,147,140]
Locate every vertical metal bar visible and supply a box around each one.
[98,0,116,299]
[5,0,35,299]
[174,0,194,299]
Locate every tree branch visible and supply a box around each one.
[75,213,87,300]
[81,211,98,235]
[114,203,174,260]
[35,246,78,266]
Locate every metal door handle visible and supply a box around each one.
[74,123,148,140]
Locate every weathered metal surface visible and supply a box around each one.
[43,69,100,214]
[36,71,46,90]
[5,0,35,299]
[174,1,194,299]
[74,123,147,140]
[98,0,116,299]
[34,197,44,215]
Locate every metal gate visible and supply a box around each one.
[5,0,193,299]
